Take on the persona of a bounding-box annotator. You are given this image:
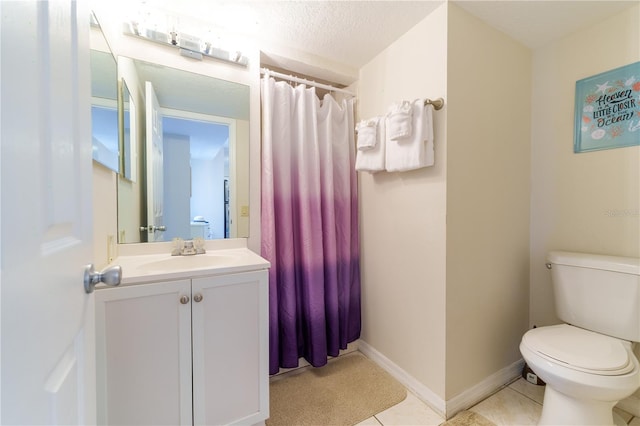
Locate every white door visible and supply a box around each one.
[145,81,165,242]
[1,1,96,424]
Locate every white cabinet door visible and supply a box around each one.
[192,271,269,425]
[95,280,193,425]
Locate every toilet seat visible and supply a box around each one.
[522,324,634,376]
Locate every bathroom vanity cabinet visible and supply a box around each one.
[95,267,268,425]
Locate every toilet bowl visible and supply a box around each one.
[520,251,640,425]
[521,324,640,425]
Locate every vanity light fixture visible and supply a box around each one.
[122,21,248,66]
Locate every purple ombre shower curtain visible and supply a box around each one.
[261,75,361,375]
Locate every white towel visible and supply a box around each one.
[385,99,434,172]
[355,117,386,173]
[356,118,379,151]
[387,100,413,140]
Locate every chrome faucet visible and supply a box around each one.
[171,237,206,256]
[182,240,196,256]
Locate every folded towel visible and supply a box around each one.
[385,99,434,172]
[387,100,413,140]
[355,116,386,173]
[356,118,379,151]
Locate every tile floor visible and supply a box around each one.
[354,377,639,426]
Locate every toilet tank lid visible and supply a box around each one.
[548,251,640,276]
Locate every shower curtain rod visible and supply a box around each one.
[261,67,356,97]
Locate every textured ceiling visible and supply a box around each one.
[142,0,444,69]
[130,0,639,82]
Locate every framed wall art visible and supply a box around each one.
[574,61,640,153]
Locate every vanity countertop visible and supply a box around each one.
[102,247,270,286]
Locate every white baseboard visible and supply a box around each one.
[357,340,447,416]
[357,340,524,419]
[446,358,525,417]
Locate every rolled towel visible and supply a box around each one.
[356,116,386,173]
[356,118,379,151]
[387,100,413,140]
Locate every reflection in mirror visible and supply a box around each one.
[119,80,137,182]
[90,13,118,172]
[117,57,250,244]
[162,111,233,241]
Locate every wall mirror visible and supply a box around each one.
[90,13,118,172]
[117,56,250,244]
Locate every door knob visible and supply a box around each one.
[194,293,203,303]
[84,264,122,294]
[180,295,190,304]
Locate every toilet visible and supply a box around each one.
[520,251,640,425]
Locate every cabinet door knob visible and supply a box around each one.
[180,295,190,304]
[194,293,203,303]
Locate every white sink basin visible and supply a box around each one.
[136,254,236,272]
[112,247,271,284]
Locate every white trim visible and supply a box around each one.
[357,340,447,417]
[357,340,525,419]
[445,358,525,418]
[91,96,117,109]
[159,107,235,127]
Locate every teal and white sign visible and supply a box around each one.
[574,61,640,153]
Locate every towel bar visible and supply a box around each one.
[424,98,444,110]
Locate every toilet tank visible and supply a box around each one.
[549,251,640,342]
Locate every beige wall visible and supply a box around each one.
[92,162,118,268]
[358,3,448,399]
[235,119,250,237]
[529,4,640,328]
[445,3,531,399]
[359,1,532,405]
